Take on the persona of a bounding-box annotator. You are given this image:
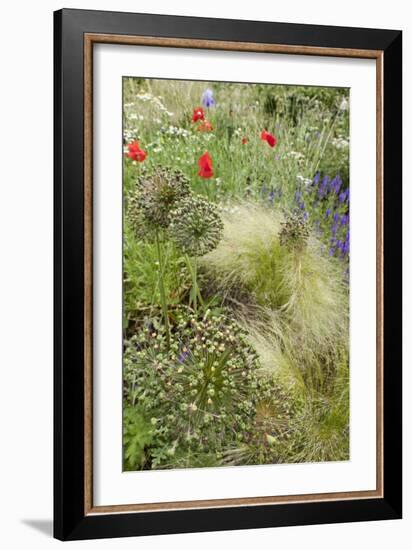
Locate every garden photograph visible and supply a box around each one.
[122,77,350,471]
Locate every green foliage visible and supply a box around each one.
[123,407,154,470]
[123,225,190,327]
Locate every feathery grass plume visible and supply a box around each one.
[202,203,349,389]
[288,350,350,462]
[222,352,349,466]
[169,195,224,257]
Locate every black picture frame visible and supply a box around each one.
[54,8,402,541]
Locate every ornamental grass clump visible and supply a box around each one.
[123,308,263,469]
[202,203,348,390]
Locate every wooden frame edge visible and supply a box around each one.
[83,33,384,516]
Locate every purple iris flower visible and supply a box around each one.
[202,88,215,107]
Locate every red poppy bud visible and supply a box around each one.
[241,137,248,144]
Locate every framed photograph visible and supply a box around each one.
[54,8,402,541]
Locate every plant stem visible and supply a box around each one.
[155,230,170,349]
[185,254,203,313]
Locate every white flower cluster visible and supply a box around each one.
[331,137,349,150]
[296,174,312,187]
[161,125,191,138]
[123,128,139,143]
[127,113,145,121]
[286,151,305,161]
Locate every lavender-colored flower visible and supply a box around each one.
[330,175,343,194]
[333,212,339,223]
[329,247,335,256]
[313,172,321,186]
[332,222,338,235]
[325,207,331,218]
[298,201,305,210]
[202,88,215,108]
[318,176,330,198]
[294,190,302,202]
[340,214,349,226]
[339,188,349,203]
[303,211,309,221]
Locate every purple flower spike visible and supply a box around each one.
[318,175,330,198]
[341,214,349,226]
[325,207,331,218]
[330,175,342,194]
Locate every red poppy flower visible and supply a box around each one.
[192,107,205,122]
[198,151,214,178]
[260,130,277,148]
[196,119,213,132]
[126,140,147,162]
[241,137,248,144]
